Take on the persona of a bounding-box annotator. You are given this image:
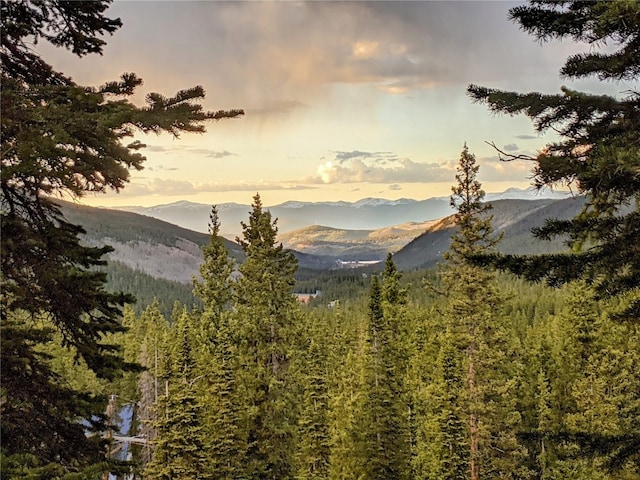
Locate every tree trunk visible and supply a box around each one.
[468,346,479,480]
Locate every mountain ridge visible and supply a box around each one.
[106,187,572,236]
[392,196,587,270]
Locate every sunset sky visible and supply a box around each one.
[39,1,627,207]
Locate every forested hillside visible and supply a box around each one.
[60,195,589,285]
[393,196,588,270]
[2,1,638,479]
[61,200,245,278]
[92,155,639,480]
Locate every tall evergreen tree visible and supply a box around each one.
[419,329,469,480]
[145,310,211,479]
[434,145,528,479]
[327,310,368,480]
[202,321,246,480]
[0,0,243,472]
[101,302,169,470]
[194,206,235,320]
[233,193,301,479]
[360,269,411,480]
[468,1,640,467]
[557,284,640,474]
[467,0,640,320]
[193,206,245,479]
[296,310,331,480]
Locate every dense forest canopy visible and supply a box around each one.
[1,0,242,475]
[1,1,639,479]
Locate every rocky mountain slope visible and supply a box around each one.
[392,196,588,270]
[61,201,243,284]
[59,200,339,285]
[278,221,438,261]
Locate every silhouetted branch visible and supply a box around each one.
[485,141,537,162]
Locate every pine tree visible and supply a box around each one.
[145,310,211,479]
[194,206,235,320]
[296,310,331,480]
[558,284,640,474]
[519,324,560,479]
[467,0,640,320]
[362,275,399,479]
[381,253,410,383]
[443,144,500,480]
[193,206,245,479]
[233,193,301,479]
[129,301,169,466]
[203,322,246,480]
[359,256,411,480]
[434,145,528,479]
[420,329,468,480]
[0,0,243,470]
[406,301,445,479]
[327,309,368,480]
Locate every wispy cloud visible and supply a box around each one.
[145,145,171,153]
[147,164,178,172]
[144,144,238,159]
[503,143,519,152]
[116,150,535,200]
[117,178,318,197]
[515,134,539,140]
[206,150,237,159]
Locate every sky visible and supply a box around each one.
[38,0,629,208]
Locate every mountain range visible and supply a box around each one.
[111,187,571,237]
[61,189,582,283]
[55,191,586,317]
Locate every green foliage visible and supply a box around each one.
[8,6,634,477]
[467,0,640,318]
[117,228,638,479]
[145,311,211,479]
[419,145,529,479]
[360,262,411,480]
[0,0,242,471]
[0,316,109,468]
[516,283,640,478]
[296,267,370,305]
[327,311,368,480]
[468,1,640,470]
[104,261,199,319]
[194,206,235,317]
[419,330,468,480]
[296,310,332,480]
[191,206,246,479]
[200,319,246,479]
[233,193,302,479]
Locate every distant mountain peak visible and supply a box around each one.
[484,186,571,201]
[106,186,573,235]
[353,197,415,208]
[276,201,307,209]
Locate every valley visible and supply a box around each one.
[59,191,587,316]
